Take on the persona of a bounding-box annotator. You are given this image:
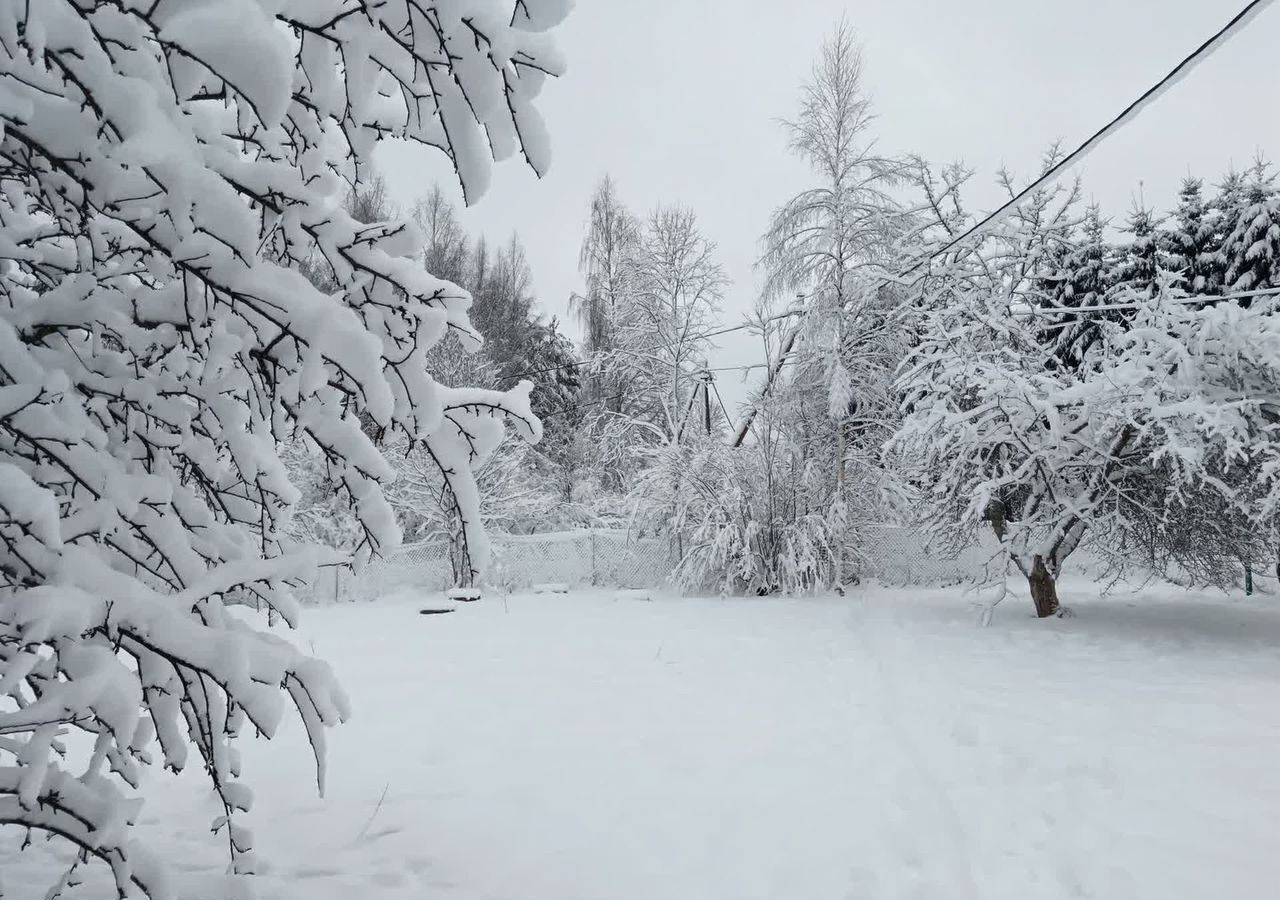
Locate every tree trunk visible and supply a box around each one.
[1027,554,1060,618]
[986,499,1008,541]
[1243,561,1254,597]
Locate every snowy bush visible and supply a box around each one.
[0,0,565,895]
[635,441,848,596]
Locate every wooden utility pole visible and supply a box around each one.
[674,379,700,443]
[676,370,716,441]
[702,370,713,436]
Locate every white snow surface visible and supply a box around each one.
[5,580,1280,900]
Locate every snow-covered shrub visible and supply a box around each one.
[1112,456,1271,591]
[0,0,566,895]
[636,443,847,596]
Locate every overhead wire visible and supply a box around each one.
[1018,285,1280,318]
[536,391,628,421]
[499,309,804,384]
[731,0,1276,444]
[897,0,1278,280]
[510,1,1278,427]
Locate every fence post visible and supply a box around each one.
[590,531,598,586]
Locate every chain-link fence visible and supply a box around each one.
[308,525,992,602]
[853,525,997,587]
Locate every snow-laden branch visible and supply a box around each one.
[0,0,566,893]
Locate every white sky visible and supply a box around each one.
[378,0,1280,414]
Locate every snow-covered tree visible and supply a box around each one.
[1212,168,1249,266]
[1114,201,1170,299]
[617,207,728,569]
[0,0,566,894]
[894,167,1280,620]
[520,324,592,506]
[622,206,726,441]
[1222,158,1280,296]
[759,21,906,305]
[571,176,642,407]
[413,185,472,289]
[472,233,564,397]
[645,308,854,596]
[292,172,598,557]
[1164,177,1222,295]
[744,21,910,590]
[890,163,1084,616]
[1037,203,1116,370]
[752,21,906,444]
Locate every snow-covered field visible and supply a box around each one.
[7,581,1280,900]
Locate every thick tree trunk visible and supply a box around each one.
[1027,554,1060,618]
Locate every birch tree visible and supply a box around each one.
[625,206,726,441]
[751,21,909,587]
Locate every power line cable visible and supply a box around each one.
[501,310,803,383]
[520,2,1277,425]
[1020,285,1280,318]
[536,391,628,421]
[733,0,1275,445]
[898,0,1277,279]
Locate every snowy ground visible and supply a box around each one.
[6,580,1280,899]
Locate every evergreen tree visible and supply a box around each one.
[1209,168,1248,280]
[470,234,541,385]
[1040,204,1116,369]
[1222,158,1280,298]
[1164,177,1223,294]
[523,319,582,421]
[1214,169,1249,228]
[523,320,590,505]
[1114,200,1168,298]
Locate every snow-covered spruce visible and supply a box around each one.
[0,1,563,896]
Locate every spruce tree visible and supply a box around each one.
[1223,158,1280,298]
[1041,204,1116,369]
[1115,201,1168,299]
[1164,177,1223,294]
[1210,169,1248,281]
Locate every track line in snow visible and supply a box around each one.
[845,597,982,900]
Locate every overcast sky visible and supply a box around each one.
[378,0,1280,413]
